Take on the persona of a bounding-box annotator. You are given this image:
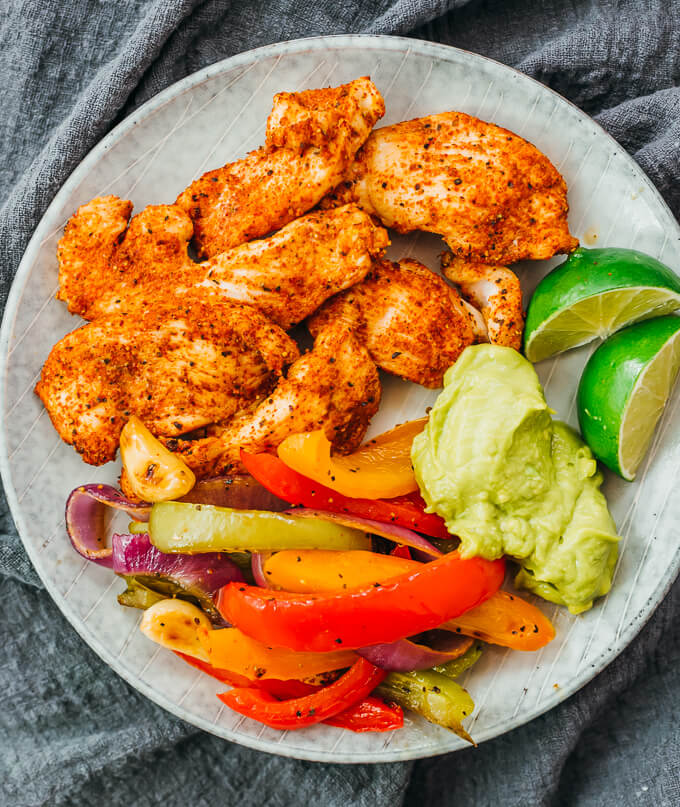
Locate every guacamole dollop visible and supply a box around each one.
[411,344,620,614]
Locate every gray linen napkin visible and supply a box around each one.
[1,1,679,805]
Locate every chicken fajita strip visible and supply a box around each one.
[35,296,299,466]
[162,320,381,479]
[308,258,488,388]
[176,77,385,258]
[57,199,388,329]
[322,110,578,266]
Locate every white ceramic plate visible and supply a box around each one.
[2,35,680,763]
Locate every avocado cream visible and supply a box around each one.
[411,344,620,614]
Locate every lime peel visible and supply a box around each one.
[577,316,680,481]
[524,248,680,363]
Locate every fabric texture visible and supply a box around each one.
[1,1,679,804]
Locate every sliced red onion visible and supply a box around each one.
[251,552,274,587]
[65,475,285,567]
[112,532,243,625]
[65,484,153,567]
[180,475,288,511]
[112,532,243,590]
[284,509,442,559]
[356,631,473,671]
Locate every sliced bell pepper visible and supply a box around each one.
[217,551,505,652]
[262,549,420,593]
[276,419,426,500]
[240,450,449,539]
[148,501,371,554]
[261,550,554,651]
[200,626,357,681]
[324,696,403,732]
[433,643,484,680]
[441,590,555,651]
[218,658,386,730]
[174,651,320,696]
[377,668,475,743]
[176,652,402,732]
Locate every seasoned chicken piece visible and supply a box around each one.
[191,205,388,330]
[57,197,193,318]
[35,297,299,465]
[442,254,525,350]
[166,321,380,478]
[323,110,579,265]
[176,77,385,258]
[58,199,388,329]
[309,258,485,388]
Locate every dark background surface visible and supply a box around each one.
[1,2,679,805]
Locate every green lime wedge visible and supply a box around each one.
[524,248,680,363]
[577,316,680,480]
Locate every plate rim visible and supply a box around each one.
[2,33,679,763]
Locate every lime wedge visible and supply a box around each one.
[577,316,680,480]
[524,248,680,363]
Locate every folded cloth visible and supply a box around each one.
[1,1,679,805]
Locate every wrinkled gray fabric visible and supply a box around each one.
[1,1,679,805]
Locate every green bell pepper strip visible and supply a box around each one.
[117,576,167,610]
[376,668,476,743]
[432,642,483,679]
[148,501,372,554]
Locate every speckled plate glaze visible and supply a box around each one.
[2,35,680,763]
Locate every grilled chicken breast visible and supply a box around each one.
[166,320,381,477]
[442,254,525,350]
[57,198,388,329]
[35,297,298,465]
[309,258,485,388]
[57,198,193,318]
[323,110,578,265]
[176,77,385,258]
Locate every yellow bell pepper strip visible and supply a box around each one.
[262,550,555,651]
[218,657,386,730]
[199,626,357,681]
[276,418,427,500]
[240,450,450,539]
[148,501,371,554]
[217,551,505,652]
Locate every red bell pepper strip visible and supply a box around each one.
[176,652,401,732]
[218,658,386,730]
[325,696,404,733]
[217,551,505,652]
[240,450,450,539]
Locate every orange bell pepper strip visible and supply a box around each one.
[218,658,386,730]
[174,651,318,697]
[217,551,505,652]
[199,626,357,681]
[441,590,555,652]
[262,549,421,593]
[276,419,427,500]
[263,550,555,651]
[176,652,403,732]
[241,449,449,539]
